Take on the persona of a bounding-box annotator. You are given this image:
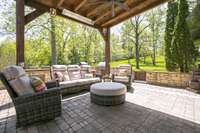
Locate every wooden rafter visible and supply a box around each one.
[74,0,88,11]
[25,1,98,28]
[57,0,65,7]
[95,0,145,25]
[101,0,168,27]
[86,4,106,17]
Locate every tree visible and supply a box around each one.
[165,1,178,71]
[147,6,166,66]
[171,0,198,72]
[187,1,200,46]
[121,15,149,69]
[50,16,57,65]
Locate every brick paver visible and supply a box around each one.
[0,83,200,133]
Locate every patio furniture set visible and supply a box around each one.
[0,64,132,127]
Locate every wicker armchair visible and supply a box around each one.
[0,72,62,127]
[112,65,133,90]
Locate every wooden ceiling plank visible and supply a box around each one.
[57,0,65,7]
[75,0,88,11]
[25,1,98,28]
[86,4,107,17]
[101,0,169,27]
[94,0,135,24]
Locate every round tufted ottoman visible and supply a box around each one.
[90,82,127,106]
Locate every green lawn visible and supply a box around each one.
[110,56,167,72]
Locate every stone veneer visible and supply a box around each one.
[0,69,193,89]
[146,71,192,88]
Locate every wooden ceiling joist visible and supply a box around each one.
[86,4,107,17]
[57,0,65,8]
[25,0,169,28]
[25,0,97,28]
[74,0,88,11]
[101,0,168,27]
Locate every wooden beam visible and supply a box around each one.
[101,0,169,27]
[86,4,106,17]
[75,0,87,11]
[95,0,145,25]
[25,1,99,28]
[25,0,49,11]
[57,10,98,28]
[25,9,46,25]
[99,28,111,74]
[16,0,25,66]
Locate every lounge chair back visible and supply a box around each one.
[0,72,18,99]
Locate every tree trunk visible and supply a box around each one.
[152,43,156,66]
[50,17,57,65]
[143,56,146,64]
[135,33,140,69]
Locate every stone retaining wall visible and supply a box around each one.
[0,69,193,89]
[146,71,192,88]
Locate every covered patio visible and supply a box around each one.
[0,0,199,133]
[1,83,200,133]
[16,0,168,74]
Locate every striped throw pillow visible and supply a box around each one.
[30,77,47,92]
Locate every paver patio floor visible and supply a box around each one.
[1,83,200,133]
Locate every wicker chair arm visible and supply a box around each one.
[14,88,61,105]
[128,74,133,83]
[45,80,59,88]
[112,74,115,80]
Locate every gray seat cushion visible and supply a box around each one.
[113,76,129,82]
[59,77,100,89]
[90,82,127,96]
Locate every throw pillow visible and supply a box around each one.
[63,71,70,81]
[30,77,47,92]
[54,72,64,82]
[2,65,26,81]
[9,76,34,96]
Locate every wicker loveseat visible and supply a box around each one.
[51,65,101,95]
[112,64,133,90]
[0,72,61,127]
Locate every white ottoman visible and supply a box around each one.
[90,82,127,105]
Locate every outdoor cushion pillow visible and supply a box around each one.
[9,75,34,96]
[54,72,64,82]
[2,65,26,81]
[30,77,47,92]
[63,71,70,81]
[68,70,81,80]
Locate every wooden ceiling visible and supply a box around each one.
[25,0,169,28]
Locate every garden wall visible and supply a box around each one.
[146,71,192,88]
[0,69,193,89]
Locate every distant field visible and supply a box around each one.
[110,56,166,72]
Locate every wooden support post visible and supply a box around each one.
[99,28,111,75]
[16,0,25,66]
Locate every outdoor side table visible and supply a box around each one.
[90,82,127,106]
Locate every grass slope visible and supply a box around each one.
[111,56,166,71]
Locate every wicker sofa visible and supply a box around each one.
[0,72,61,127]
[50,65,101,95]
[112,64,133,90]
